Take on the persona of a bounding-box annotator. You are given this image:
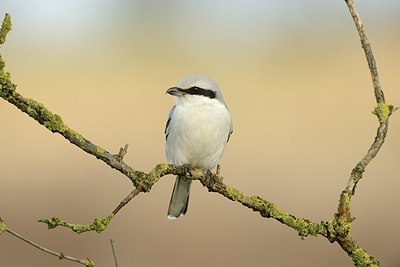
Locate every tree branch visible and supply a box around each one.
[0,218,94,266]
[344,0,385,104]
[115,144,129,161]
[110,239,119,267]
[39,215,114,234]
[112,186,143,215]
[343,0,394,197]
[0,13,11,45]
[329,1,397,266]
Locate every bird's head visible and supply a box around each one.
[166,75,226,104]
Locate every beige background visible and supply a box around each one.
[1,1,400,266]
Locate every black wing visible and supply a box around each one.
[165,105,176,141]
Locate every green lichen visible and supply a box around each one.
[70,129,85,143]
[0,70,10,81]
[0,218,6,234]
[351,247,379,267]
[0,13,12,45]
[25,98,67,132]
[91,215,114,233]
[96,146,105,154]
[340,192,351,210]
[297,218,325,237]
[337,192,353,226]
[257,200,322,238]
[39,214,114,234]
[140,163,170,191]
[0,54,13,88]
[44,113,66,132]
[267,201,285,219]
[0,54,5,70]
[156,163,169,174]
[294,218,309,235]
[372,103,392,123]
[226,185,246,203]
[0,14,16,98]
[40,217,62,229]
[83,259,95,267]
[0,79,16,101]
[250,195,267,208]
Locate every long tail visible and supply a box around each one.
[167,176,192,219]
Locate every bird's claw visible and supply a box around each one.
[182,164,191,177]
[205,170,217,189]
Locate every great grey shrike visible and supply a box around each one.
[165,75,233,219]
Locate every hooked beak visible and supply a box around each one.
[166,87,186,97]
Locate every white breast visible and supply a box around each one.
[166,95,232,170]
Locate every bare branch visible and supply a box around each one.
[345,0,385,104]
[112,186,143,215]
[115,144,129,161]
[327,1,398,266]
[0,219,94,266]
[343,0,394,196]
[345,120,388,195]
[110,239,119,267]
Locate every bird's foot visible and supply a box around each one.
[182,164,192,178]
[205,169,218,189]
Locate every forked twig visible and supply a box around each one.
[4,225,94,266]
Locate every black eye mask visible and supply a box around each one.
[183,86,216,99]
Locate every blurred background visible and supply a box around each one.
[0,1,399,266]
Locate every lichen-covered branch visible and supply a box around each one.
[39,215,114,234]
[0,13,11,45]
[0,218,94,266]
[343,1,395,196]
[0,63,146,190]
[334,192,380,266]
[0,85,147,189]
[330,1,397,266]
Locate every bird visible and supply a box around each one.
[165,75,233,219]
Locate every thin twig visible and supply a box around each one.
[5,228,94,266]
[345,121,388,195]
[115,144,129,161]
[345,0,385,104]
[112,186,143,215]
[329,1,394,266]
[110,239,119,267]
[343,0,391,196]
